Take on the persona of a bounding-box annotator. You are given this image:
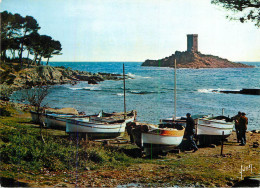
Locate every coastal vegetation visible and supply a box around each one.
[211,0,260,28]
[1,11,62,67]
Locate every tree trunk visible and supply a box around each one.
[46,56,50,65]
[1,50,7,62]
[19,31,27,67]
[36,106,45,144]
[27,51,30,67]
[11,50,15,60]
[19,38,25,67]
[38,56,42,66]
[33,54,38,65]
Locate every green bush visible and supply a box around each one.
[0,85,13,100]
[0,107,11,116]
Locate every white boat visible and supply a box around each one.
[132,123,185,155]
[196,115,234,145]
[45,113,92,130]
[66,116,127,139]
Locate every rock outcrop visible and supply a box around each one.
[0,65,126,89]
[142,51,253,68]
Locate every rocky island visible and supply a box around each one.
[142,34,253,69]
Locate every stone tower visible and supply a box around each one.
[187,34,198,52]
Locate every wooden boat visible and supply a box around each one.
[160,117,186,127]
[30,111,46,125]
[98,110,137,123]
[196,115,234,145]
[66,116,127,139]
[132,123,185,155]
[30,107,80,126]
[44,113,93,130]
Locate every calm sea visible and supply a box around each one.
[12,62,260,131]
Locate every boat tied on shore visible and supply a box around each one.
[132,122,185,155]
[196,115,234,145]
[66,116,127,139]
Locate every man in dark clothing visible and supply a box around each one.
[126,122,135,144]
[232,111,242,143]
[186,113,198,152]
[239,112,248,146]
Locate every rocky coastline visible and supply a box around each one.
[142,51,253,69]
[0,65,129,90]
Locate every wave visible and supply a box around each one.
[127,73,151,79]
[69,86,101,91]
[198,88,240,93]
[129,90,165,95]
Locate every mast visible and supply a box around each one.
[123,63,126,119]
[174,59,177,119]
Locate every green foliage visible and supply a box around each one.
[1,10,62,65]
[211,0,260,27]
[0,85,13,101]
[0,116,134,173]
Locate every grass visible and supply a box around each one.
[0,102,259,187]
[0,105,137,180]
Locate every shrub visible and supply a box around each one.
[0,85,13,101]
[0,107,11,116]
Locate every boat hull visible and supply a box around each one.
[197,119,234,136]
[197,117,234,145]
[132,124,185,155]
[142,131,184,155]
[45,115,68,130]
[30,111,46,125]
[66,119,126,139]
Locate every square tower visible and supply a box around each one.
[187,34,198,52]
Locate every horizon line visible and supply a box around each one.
[45,60,260,63]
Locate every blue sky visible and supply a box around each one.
[1,0,260,62]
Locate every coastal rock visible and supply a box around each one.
[142,51,253,69]
[1,65,126,89]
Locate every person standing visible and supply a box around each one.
[185,113,198,152]
[233,111,242,143]
[239,112,248,146]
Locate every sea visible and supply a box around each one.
[11,62,260,131]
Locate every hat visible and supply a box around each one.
[186,113,191,116]
[242,112,246,115]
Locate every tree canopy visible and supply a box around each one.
[211,0,260,28]
[1,11,62,67]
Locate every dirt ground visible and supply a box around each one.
[9,131,258,187]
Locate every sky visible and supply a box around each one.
[1,0,260,62]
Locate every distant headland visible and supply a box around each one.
[142,34,253,69]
